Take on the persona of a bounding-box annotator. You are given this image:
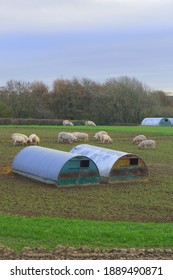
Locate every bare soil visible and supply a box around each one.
[1,245,173,260]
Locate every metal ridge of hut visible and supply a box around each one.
[12,146,100,187]
[70,144,148,183]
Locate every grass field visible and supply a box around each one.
[0,125,173,252]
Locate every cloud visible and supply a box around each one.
[0,0,172,33]
[1,1,173,92]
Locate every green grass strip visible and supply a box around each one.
[1,124,173,134]
[0,214,173,252]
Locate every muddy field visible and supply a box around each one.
[1,245,173,260]
[1,128,173,223]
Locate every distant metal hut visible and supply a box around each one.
[141,117,173,126]
[70,144,148,183]
[12,146,100,187]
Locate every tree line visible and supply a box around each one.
[0,76,172,124]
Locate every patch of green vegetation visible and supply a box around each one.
[1,214,173,252]
[1,124,173,134]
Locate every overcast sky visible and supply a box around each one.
[0,0,173,92]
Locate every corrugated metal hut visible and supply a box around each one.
[141,117,173,126]
[70,144,148,183]
[12,146,100,187]
[168,118,173,125]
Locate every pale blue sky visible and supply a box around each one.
[0,0,173,92]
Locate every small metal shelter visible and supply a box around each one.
[12,146,100,187]
[141,117,173,126]
[70,144,148,183]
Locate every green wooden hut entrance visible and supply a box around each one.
[58,156,99,186]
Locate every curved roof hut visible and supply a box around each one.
[12,146,100,187]
[141,117,173,126]
[70,144,148,183]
